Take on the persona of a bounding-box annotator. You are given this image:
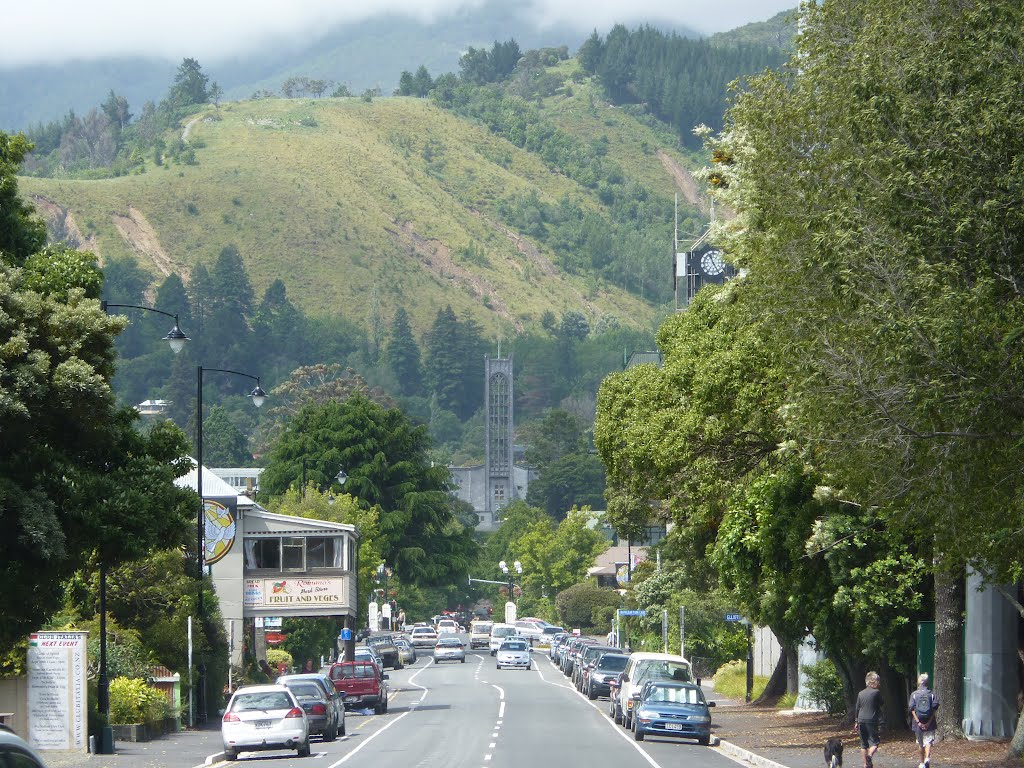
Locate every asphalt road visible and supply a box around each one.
[50,637,748,768]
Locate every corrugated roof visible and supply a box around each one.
[174,457,256,507]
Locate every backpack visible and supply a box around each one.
[914,690,934,724]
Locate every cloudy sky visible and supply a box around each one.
[5,0,795,67]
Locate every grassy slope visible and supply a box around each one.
[18,93,683,337]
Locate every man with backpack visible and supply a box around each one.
[909,672,940,768]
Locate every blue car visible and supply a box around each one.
[631,681,715,744]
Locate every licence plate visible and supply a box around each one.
[345,695,359,702]
[254,720,273,729]
[664,722,683,731]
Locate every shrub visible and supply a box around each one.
[801,658,846,715]
[711,659,768,701]
[555,582,619,631]
[266,648,293,672]
[109,677,168,724]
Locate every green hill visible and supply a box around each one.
[18,86,697,337]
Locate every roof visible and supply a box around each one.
[588,545,648,577]
[174,457,256,507]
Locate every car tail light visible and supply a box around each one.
[311,704,327,715]
[286,707,305,719]
[223,712,240,722]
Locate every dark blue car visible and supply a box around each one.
[631,681,715,744]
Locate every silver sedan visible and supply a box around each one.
[433,637,467,663]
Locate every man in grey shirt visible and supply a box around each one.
[854,671,883,768]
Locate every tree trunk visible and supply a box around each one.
[934,562,965,739]
[786,644,800,695]
[754,649,788,704]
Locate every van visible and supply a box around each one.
[488,623,517,655]
[611,652,693,729]
[470,620,494,649]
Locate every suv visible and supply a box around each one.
[325,660,390,714]
[574,644,619,690]
[366,633,403,669]
[612,652,694,730]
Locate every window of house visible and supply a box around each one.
[306,537,345,568]
[282,537,304,570]
[249,538,279,569]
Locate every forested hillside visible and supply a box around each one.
[11,25,789,495]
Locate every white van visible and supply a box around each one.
[611,652,693,729]
[470,620,494,649]
[488,623,517,655]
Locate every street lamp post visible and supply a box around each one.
[375,564,392,630]
[301,459,348,499]
[98,301,188,754]
[195,366,266,723]
[498,560,522,624]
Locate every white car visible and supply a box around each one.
[436,619,460,634]
[495,639,532,670]
[410,626,439,648]
[514,620,546,641]
[488,623,517,655]
[222,684,310,760]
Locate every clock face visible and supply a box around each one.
[701,250,726,276]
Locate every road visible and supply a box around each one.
[58,637,747,768]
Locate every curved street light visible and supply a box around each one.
[195,366,266,724]
[95,300,188,753]
[301,459,348,499]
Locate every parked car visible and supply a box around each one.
[354,645,384,670]
[410,626,439,648]
[549,632,570,661]
[325,660,390,714]
[495,639,532,670]
[277,673,345,739]
[488,623,518,655]
[574,644,619,690]
[278,678,338,741]
[221,684,310,760]
[514,620,546,641]
[366,633,403,669]
[631,680,714,744]
[393,635,417,665]
[613,653,694,730]
[469,620,494,649]
[585,652,630,700]
[0,724,48,767]
[433,637,467,663]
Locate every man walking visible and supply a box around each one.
[909,673,940,768]
[854,671,883,768]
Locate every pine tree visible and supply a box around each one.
[385,307,424,396]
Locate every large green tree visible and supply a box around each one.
[700,0,1024,744]
[259,395,477,585]
[0,133,196,651]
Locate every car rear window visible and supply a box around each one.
[286,682,322,698]
[233,692,293,711]
[637,660,692,683]
[334,664,376,679]
[598,655,629,671]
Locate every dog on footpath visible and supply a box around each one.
[824,736,844,767]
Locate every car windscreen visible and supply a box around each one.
[233,691,293,711]
[286,682,324,699]
[597,655,629,671]
[501,642,527,651]
[636,660,692,683]
[646,685,704,705]
[493,627,516,637]
[335,664,375,679]
[437,639,462,646]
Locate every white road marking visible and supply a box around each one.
[326,660,431,767]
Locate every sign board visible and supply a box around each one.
[618,609,647,617]
[244,577,349,610]
[263,617,283,629]
[264,632,287,646]
[725,613,743,622]
[27,631,88,752]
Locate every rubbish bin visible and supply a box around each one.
[98,725,115,754]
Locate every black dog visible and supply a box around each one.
[824,737,843,768]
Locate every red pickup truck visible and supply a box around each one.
[326,661,390,714]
